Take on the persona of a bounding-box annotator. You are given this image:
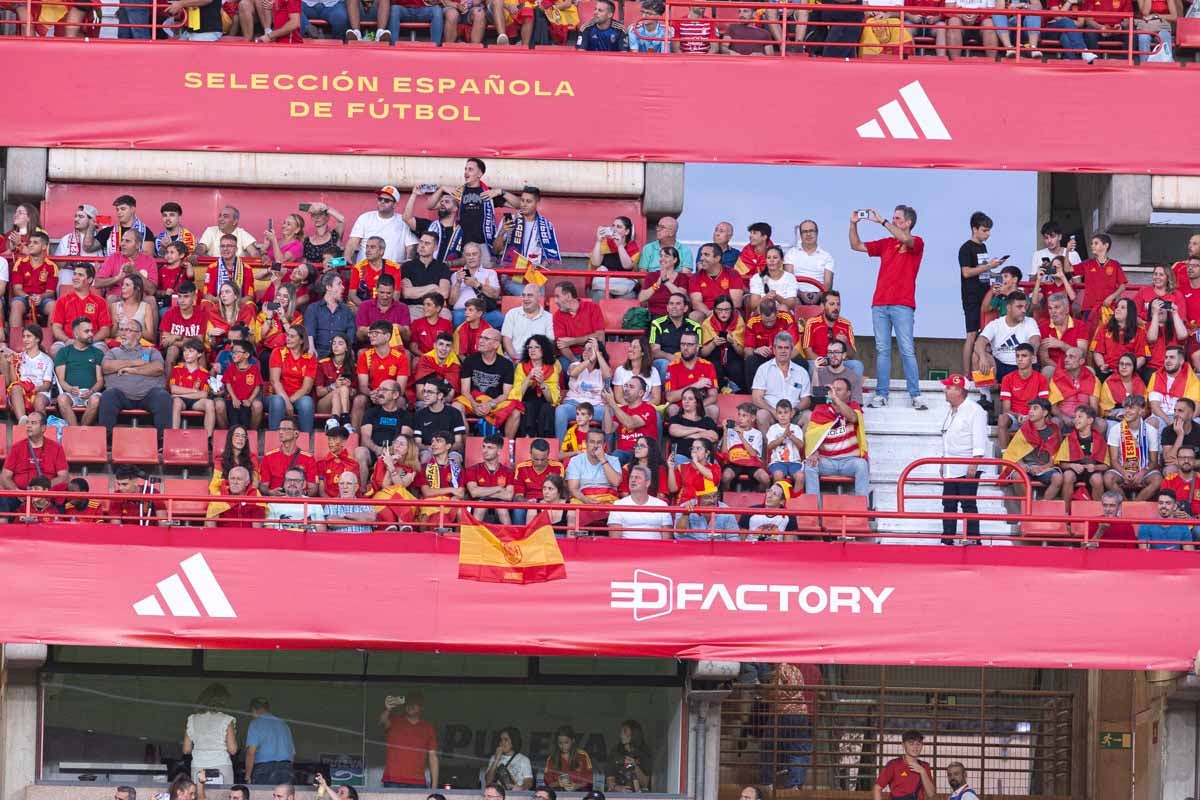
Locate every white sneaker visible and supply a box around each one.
[911,396,929,411]
[868,395,888,408]
[1082,51,1098,63]
[1004,48,1016,58]
[496,32,509,44]
[1029,49,1043,58]
[325,417,340,432]
[376,28,391,43]
[343,423,355,435]
[344,28,362,41]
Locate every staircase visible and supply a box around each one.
[862,379,1014,545]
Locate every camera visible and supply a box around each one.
[855,209,870,220]
[357,282,372,301]
[1163,301,1174,312]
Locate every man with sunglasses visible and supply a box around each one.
[344,186,417,266]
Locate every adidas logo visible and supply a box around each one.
[133,553,237,618]
[856,80,951,141]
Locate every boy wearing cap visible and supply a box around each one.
[53,204,104,268]
[344,186,418,266]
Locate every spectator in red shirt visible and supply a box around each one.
[998,343,1050,449]
[1088,489,1137,547]
[9,231,57,332]
[218,340,265,430]
[690,243,745,321]
[348,236,402,309]
[1076,234,1127,320]
[638,246,691,320]
[50,263,112,353]
[511,437,564,524]
[552,280,606,367]
[1082,0,1133,49]
[96,229,159,301]
[106,465,167,526]
[170,338,217,436]
[850,205,926,410]
[160,282,209,370]
[664,330,719,419]
[603,377,659,466]
[318,426,363,496]
[240,0,302,41]
[0,412,69,514]
[268,323,318,433]
[464,433,516,524]
[156,240,195,307]
[1037,292,1088,377]
[873,730,935,800]
[379,692,438,788]
[259,418,318,496]
[205,466,266,528]
[904,0,947,55]
[409,293,454,358]
[355,273,411,345]
[676,3,719,52]
[743,299,800,389]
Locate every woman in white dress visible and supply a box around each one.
[484,727,533,791]
[748,246,799,314]
[183,683,238,785]
[1,324,54,421]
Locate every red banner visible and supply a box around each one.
[1,40,1198,174]
[2,526,1199,669]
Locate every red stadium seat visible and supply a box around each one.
[601,299,640,330]
[110,427,158,466]
[1022,499,1074,540]
[722,491,760,513]
[513,437,561,464]
[501,296,525,317]
[717,393,753,422]
[162,429,210,469]
[606,340,631,367]
[819,494,873,539]
[786,494,822,537]
[466,436,510,468]
[162,478,211,522]
[61,426,109,467]
[1122,501,1158,521]
[85,475,110,495]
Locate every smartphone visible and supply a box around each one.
[417,183,439,194]
[725,420,735,430]
[998,254,1011,262]
[270,262,283,272]
[328,256,347,268]
[855,209,870,220]
[298,203,312,212]
[267,217,274,232]
[204,769,224,784]
[599,226,615,237]
[266,302,280,311]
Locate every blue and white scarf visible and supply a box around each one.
[504,213,561,265]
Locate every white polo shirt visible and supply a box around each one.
[501,307,555,357]
[940,398,989,478]
[752,359,812,408]
[608,495,673,540]
[784,245,835,289]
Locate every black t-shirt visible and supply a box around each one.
[457,184,505,245]
[665,413,719,457]
[196,0,222,32]
[461,352,515,398]
[362,404,412,449]
[959,239,991,307]
[413,404,467,445]
[1162,425,1200,451]
[401,258,451,296]
[413,218,454,263]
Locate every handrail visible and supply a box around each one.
[10,484,1198,547]
[898,456,1033,517]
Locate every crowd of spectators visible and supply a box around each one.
[1,163,1199,545]
[4,0,1189,62]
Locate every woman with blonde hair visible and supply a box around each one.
[182,683,237,784]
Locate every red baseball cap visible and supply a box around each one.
[941,374,967,388]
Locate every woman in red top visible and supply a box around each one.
[618,435,670,500]
[1146,294,1187,372]
[1135,0,1179,60]
[1091,298,1149,380]
[637,245,689,318]
[1134,265,1184,317]
[372,433,420,528]
[1099,353,1147,422]
[208,281,257,354]
[3,203,43,261]
[589,216,641,299]
[544,725,593,792]
[254,283,304,366]
[668,438,720,502]
[315,333,357,428]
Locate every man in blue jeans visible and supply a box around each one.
[245,697,296,785]
[389,0,446,43]
[118,0,152,38]
[849,205,927,411]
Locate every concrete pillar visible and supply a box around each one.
[1087,669,1135,800]
[1074,173,1152,265]
[2,149,48,203]
[1135,672,1200,800]
[1,645,46,800]
[642,163,685,220]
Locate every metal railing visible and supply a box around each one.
[718,680,1074,795]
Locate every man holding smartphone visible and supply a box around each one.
[958,211,1006,383]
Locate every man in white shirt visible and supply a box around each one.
[1030,221,1081,275]
[265,467,326,531]
[54,204,104,288]
[939,374,989,545]
[608,466,673,540]
[751,332,812,432]
[945,0,998,57]
[783,220,834,305]
[1105,395,1163,501]
[195,205,259,260]
[973,291,1041,402]
[343,186,418,265]
[500,283,554,361]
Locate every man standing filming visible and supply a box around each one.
[850,205,926,410]
[873,729,935,800]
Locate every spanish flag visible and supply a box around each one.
[1146,364,1200,406]
[1001,422,1062,466]
[458,511,567,584]
[805,403,868,458]
[517,254,546,287]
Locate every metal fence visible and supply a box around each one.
[719,675,1075,796]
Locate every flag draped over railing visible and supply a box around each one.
[458,511,566,584]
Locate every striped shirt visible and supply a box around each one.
[816,411,860,459]
[676,17,716,51]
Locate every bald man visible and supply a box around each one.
[640,215,694,273]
